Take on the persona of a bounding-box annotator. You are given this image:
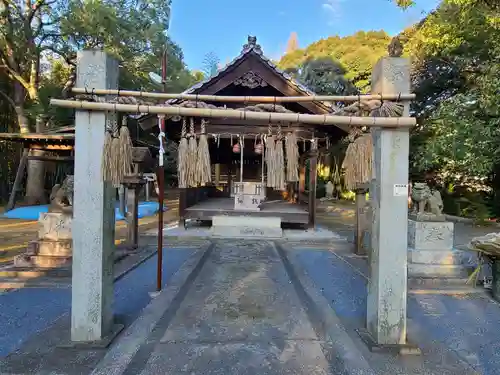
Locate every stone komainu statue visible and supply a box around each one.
[411,182,443,217]
[48,175,74,214]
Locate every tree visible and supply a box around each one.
[296,57,358,96]
[407,0,500,178]
[202,52,219,78]
[286,32,299,54]
[0,0,197,204]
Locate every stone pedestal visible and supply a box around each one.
[14,212,73,269]
[407,220,467,278]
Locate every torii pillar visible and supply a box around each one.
[71,50,119,343]
[365,57,411,347]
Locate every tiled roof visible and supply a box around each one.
[168,36,333,112]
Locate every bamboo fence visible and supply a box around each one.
[50,99,417,128]
[70,88,415,104]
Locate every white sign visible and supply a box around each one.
[393,184,409,197]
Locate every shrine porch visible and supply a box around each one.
[182,197,309,225]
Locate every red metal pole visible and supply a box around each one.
[156,47,168,292]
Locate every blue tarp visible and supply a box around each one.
[3,201,166,221]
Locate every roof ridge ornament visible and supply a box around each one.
[242,35,263,55]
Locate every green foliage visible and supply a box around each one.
[0,0,195,129]
[278,31,391,92]
[408,0,500,183]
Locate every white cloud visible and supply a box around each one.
[322,0,344,24]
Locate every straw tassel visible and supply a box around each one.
[119,117,133,176]
[275,134,285,191]
[342,133,373,190]
[177,118,189,188]
[195,119,211,185]
[110,136,122,187]
[265,133,276,188]
[285,131,299,182]
[186,117,198,187]
[101,130,113,182]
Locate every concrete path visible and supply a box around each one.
[1,237,495,374]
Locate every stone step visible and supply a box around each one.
[0,277,71,290]
[408,263,469,278]
[408,283,483,295]
[408,276,472,288]
[212,215,283,239]
[0,267,71,279]
[212,226,283,239]
[31,255,72,268]
[37,239,72,257]
[408,250,464,265]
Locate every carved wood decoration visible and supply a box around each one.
[234,71,268,89]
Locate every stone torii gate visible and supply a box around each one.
[68,50,411,348]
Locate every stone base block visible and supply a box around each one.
[38,212,72,241]
[408,220,453,251]
[38,239,72,257]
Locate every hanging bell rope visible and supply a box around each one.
[285,131,299,182]
[195,119,212,185]
[177,117,189,188]
[186,117,198,187]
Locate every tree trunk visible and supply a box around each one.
[13,82,47,205]
[13,82,30,134]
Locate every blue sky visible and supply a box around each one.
[168,0,440,71]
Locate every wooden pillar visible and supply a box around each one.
[124,183,140,249]
[215,163,220,185]
[6,148,29,212]
[354,183,369,255]
[308,140,318,228]
[178,188,187,228]
[227,163,232,194]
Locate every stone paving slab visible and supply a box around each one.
[160,240,317,343]
[137,341,331,375]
